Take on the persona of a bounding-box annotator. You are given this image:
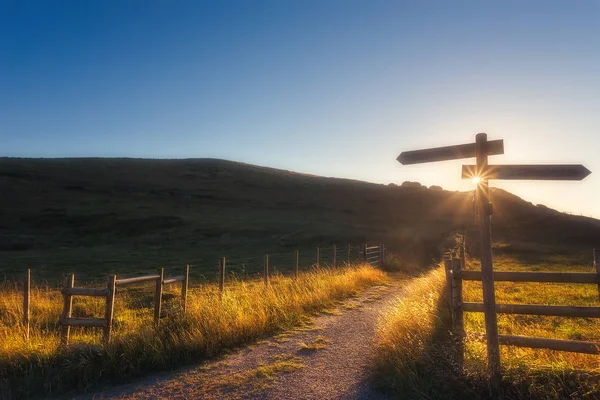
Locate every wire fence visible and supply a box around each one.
[14,242,386,345]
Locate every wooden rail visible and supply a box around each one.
[498,335,600,354]
[460,270,600,284]
[462,302,600,318]
[116,275,160,286]
[163,276,184,285]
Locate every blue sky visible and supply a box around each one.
[1,1,599,217]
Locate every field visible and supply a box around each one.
[2,158,600,283]
[374,243,600,399]
[0,264,386,399]
[2,158,600,398]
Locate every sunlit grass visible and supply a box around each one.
[463,255,600,373]
[374,253,600,399]
[0,265,386,399]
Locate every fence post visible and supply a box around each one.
[182,264,190,313]
[475,133,501,388]
[264,254,269,287]
[347,244,351,264]
[219,257,226,295]
[356,245,360,262]
[379,244,384,266]
[332,245,337,267]
[443,257,453,307]
[294,250,299,279]
[315,247,320,267]
[60,273,75,347]
[461,232,467,270]
[103,275,116,344]
[154,268,164,327]
[451,257,465,369]
[363,243,368,263]
[23,269,30,340]
[595,249,599,300]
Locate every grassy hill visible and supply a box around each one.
[1,158,599,282]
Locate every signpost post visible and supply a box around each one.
[397,133,591,391]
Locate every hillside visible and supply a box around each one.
[1,158,599,281]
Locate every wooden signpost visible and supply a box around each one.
[398,133,591,389]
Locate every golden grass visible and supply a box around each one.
[374,254,600,399]
[373,267,471,398]
[463,255,600,373]
[0,265,386,399]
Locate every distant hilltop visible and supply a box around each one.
[1,157,599,278]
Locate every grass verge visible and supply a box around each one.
[374,254,600,399]
[0,264,386,399]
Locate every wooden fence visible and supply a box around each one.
[59,265,189,346]
[18,242,386,346]
[444,247,600,362]
[364,244,386,267]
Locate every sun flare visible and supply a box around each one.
[472,176,481,184]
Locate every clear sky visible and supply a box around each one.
[2,1,599,218]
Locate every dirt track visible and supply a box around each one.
[79,281,405,400]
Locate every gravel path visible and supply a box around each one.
[80,281,405,400]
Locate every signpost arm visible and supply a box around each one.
[475,133,502,389]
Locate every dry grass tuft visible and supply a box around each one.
[0,264,385,399]
[298,335,330,351]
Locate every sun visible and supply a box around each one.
[472,176,481,184]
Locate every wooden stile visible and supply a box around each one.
[294,250,299,279]
[154,268,164,326]
[182,264,189,313]
[23,269,30,340]
[264,254,269,287]
[61,274,75,346]
[104,275,116,343]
